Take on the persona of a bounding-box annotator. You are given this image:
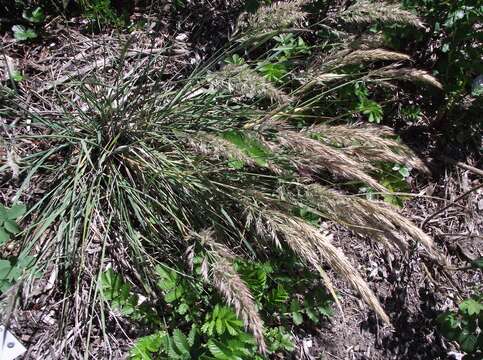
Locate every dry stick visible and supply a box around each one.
[421,183,483,229]
[441,156,483,177]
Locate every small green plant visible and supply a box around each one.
[257,62,288,83]
[437,294,483,356]
[0,255,35,292]
[0,203,25,245]
[265,327,295,354]
[80,0,127,27]
[201,305,244,337]
[354,82,383,123]
[11,25,37,41]
[22,7,45,23]
[225,54,245,65]
[100,269,158,323]
[401,105,422,122]
[288,288,333,325]
[11,6,45,42]
[130,330,167,360]
[271,33,310,60]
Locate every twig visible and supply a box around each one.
[421,183,483,229]
[441,156,483,177]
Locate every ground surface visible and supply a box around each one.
[1,2,482,359]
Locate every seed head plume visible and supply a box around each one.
[235,0,309,41]
[198,230,267,353]
[278,130,388,192]
[210,64,291,103]
[187,133,259,167]
[305,185,449,265]
[309,124,429,172]
[340,0,425,28]
[371,68,443,90]
[262,210,390,324]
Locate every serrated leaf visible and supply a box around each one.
[7,204,27,220]
[207,339,233,359]
[4,220,20,234]
[459,299,483,316]
[222,131,270,167]
[458,331,477,353]
[305,307,319,323]
[172,329,190,354]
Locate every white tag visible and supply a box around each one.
[0,326,27,360]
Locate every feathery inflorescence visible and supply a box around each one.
[209,64,291,103]
[309,124,430,172]
[371,68,444,90]
[304,185,448,265]
[340,0,425,28]
[277,130,388,192]
[235,0,308,41]
[198,230,267,353]
[260,210,390,324]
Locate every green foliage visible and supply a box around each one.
[354,82,383,123]
[22,6,45,23]
[0,255,35,293]
[100,269,158,323]
[222,130,270,167]
[288,288,333,325]
[225,54,245,66]
[400,105,422,122]
[0,203,26,245]
[265,326,295,354]
[257,62,288,83]
[80,0,127,27]
[471,257,483,270]
[271,33,310,60]
[130,331,167,360]
[11,24,37,41]
[201,305,244,337]
[400,0,482,95]
[437,294,483,355]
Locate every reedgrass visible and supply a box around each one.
[1,0,447,357]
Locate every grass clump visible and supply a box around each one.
[0,0,450,357]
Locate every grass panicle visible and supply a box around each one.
[340,0,425,28]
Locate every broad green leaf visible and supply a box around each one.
[458,331,478,353]
[0,228,11,244]
[4,220,20,234]
[0,204,7,219]
[0,260,12,278]
[7,204,27,220]
[222,131,269,167]
[23,7,45,23]
[172,329,190,354]
[207,339,234,360]
[292,311,303,325]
